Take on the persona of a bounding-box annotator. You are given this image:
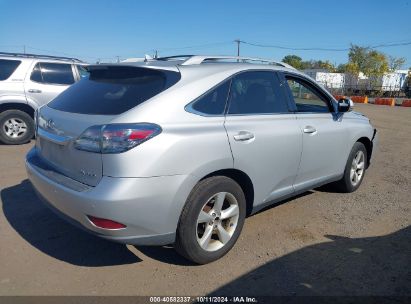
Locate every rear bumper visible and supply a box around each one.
[25,148,197,245]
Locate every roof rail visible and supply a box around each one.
[156,55,195,61]
[0,52,83,63]
[180,55,295,69]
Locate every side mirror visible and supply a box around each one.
[338,98,353,113]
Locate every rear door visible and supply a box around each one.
[224,70,302,209]
[24,61,75,106]
[36,106,112,186]
[283,73,348,191]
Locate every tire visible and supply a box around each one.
[334,142,367,193]
[175,176,246,264]
[0,110,35,145]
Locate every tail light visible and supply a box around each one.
[74,123,161,154]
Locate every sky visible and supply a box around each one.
[1,0,410,67]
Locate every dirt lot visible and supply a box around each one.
[0,104,410,296]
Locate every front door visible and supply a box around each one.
[283,74,348,191]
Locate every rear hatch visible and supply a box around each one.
[36,65,181,187]
[36,107,112,186]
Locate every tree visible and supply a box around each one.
[282,55,337,71]
[337,63,349,73]
[282,55,305,70]
[388,56,406,71]
[346,45,368,74]
[365,50,389,77]
[304,60,336,72]
[347,44,389,77]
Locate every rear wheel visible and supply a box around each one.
[175,176,246,264]
[335,142,367,193]
[0,110,34,145]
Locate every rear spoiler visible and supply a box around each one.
[86,62,180,73]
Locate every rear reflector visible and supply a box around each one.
[87,215,126,229]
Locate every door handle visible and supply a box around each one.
[303,126,317,134]
[233,131,254,141]
[28,89,42,93]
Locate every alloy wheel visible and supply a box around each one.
[350,150,365,186]
[196,192,240,252]
[3,118,28,139]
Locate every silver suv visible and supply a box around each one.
[0,52,88,144]
[26,55,377,264]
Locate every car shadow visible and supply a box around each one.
[1,179,141,267]
[315,183,345,193]
[209,226,411,297]
[136,245,197,266]
[254,191,315,215]
[136,191,315,266]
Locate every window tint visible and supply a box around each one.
[228,71,288,115]
[76,65,89,79]
[41,63,74,85]
[0,59,21,80]
[30,62,75,85]
[191,80,230,115]
[286,77,330,113]
[48,66,181,115]
[30,63,42,82]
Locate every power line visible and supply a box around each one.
[238,40,411,51]
[368,41,411,49]
[152,41,232,52]
[2,39,410,63]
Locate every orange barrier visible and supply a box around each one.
[333,95,347,101]
[374,98,395,106]
[350,96,368,104]
[402,99,411,107]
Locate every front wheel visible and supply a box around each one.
[175,176,246,264]
[335,142,367,193]
[0,110,34,145]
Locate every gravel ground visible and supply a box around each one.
[0,103,410,296]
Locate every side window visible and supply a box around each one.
[30,62,75,85]
[0,59,21,80]
[76,65,89,79]
[286,77,330,113]
[191,80,230,115]
[30,63,43,82]
[228,71,289,115]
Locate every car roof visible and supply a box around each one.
[98,55,300,75]
[0,52,84,63]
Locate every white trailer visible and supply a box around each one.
[303,69,345,89]
[305,69,409,94]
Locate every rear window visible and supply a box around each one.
[48,66,181,115]
[0,59,21,80]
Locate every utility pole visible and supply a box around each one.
[116,56,120,63]
[23,45,26,54]
[234,39,241,57]
[154,50,158,58]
